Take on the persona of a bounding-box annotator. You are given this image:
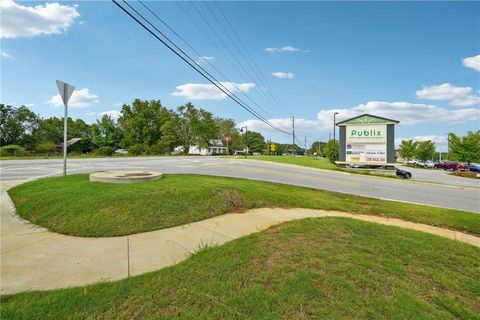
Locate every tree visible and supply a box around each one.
[415,140,436,162]
[245,131,265,154]
[0,104,40,148]
[309,141,327,156]
[162,103,218,153]
[118,99,170,147]
[398,139,418,161]
[323,140,339,163]
[91,115,122,148]
[448,131,480,165]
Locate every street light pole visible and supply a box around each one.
[333,112,339,143]
[240,126,248,159]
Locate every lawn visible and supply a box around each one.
[8,174,480,237]
[250,155,339,170]
[2,218,479,319]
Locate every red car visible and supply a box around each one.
[434,162,469,171]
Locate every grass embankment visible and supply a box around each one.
[9,174,480,237]
[2,218,479,319]
[250,155,339,170]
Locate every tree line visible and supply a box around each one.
[398,131,480,165]
[0,100,271,156]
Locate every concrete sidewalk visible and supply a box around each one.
[1,183,479,295]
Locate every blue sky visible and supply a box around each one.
[1,1,479,150]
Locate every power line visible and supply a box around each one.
[137,0,289,132]
[112,0,291,135]
[211,1,292,118]
[187,1,291,132]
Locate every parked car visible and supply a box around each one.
[114,149,128,155]
[407,159,421,166]
[456,163,469,171]
[424,160,435,168]
[396,168,412,179]
[469,163,480,172]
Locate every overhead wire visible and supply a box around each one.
[112,0,291,135]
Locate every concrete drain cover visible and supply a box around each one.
[89,171,162,184]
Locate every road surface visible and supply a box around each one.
[1,157,479,212]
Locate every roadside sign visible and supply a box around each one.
[270,143,276,151]
[56,80,75,106]
[56,80,75,176]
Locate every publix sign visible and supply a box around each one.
[336,114,399,166]
[347,125,386,143]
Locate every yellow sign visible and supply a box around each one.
[270,143,276,151]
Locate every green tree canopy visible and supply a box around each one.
[245,130,265,154]
[398,139,419,161]
[91,115,122,148]
[323,140,339,163]
[118,99,170,147]
[415,140,436,162]
[448,131,480,164]
[0,104,40,147]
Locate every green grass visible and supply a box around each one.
[8,174,480,237]
[2,218,479,319]
[250,155,339,170]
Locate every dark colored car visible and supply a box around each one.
[396,168,412,179]
[456,163,469,171]
[469,163,480,172]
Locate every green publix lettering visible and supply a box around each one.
[351,129,382,137]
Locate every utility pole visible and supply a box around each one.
[304,136,307,151]
[292,116,295,155]
[333,112,339,144]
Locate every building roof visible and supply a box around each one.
[56,138,82,147]
[210,139,225,147]
[336,114,400,126]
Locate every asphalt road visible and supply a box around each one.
[1,157,479,212]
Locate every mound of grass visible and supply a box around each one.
[2,218,479,319]
[8,174,480,237]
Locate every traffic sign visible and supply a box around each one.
[56,80,75,106]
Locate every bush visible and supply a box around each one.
[95,146,115,156]
[34,141,56,154]
[128,144,147,156]
[150,143,169,155]
[323,140,339,164]
[0,145,28,157]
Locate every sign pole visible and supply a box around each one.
[63,86,68,176]
[56,80,75,176]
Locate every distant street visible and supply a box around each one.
[1,157,479,212]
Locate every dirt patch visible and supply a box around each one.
[222,190,245,212]
[450,172,479,179]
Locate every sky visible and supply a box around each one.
[1,0,479,150]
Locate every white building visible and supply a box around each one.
[174,139,228,156]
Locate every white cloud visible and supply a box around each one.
[240,101,479,141]
[462,54,480,72]
[0,0,80,39]
[195,56,215,65]
[265,46,308,53]
[416,83,472,100]
[171,82,255,100]
[272,72,294,79]
[99,110,121,119]
[48,88,99,108]
[0,50,14,59]
[450,95,480,107]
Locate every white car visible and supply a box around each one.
[425,161,435,168]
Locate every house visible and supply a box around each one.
[56,138,97,154]
[174,139,228,156]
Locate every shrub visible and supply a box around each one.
[128,144,147,156]
[0,145,28,157]
[34,141,56,154]
[323,140,339,164]
[150,143,169,155]
[96,146,115,156]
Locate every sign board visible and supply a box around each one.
[270,143,276,151]
[345,124,387,164]
[56,80,75,106]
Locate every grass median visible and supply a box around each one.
[8,174,480,237]
[249,155,339,170]
[2,218,479,319]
